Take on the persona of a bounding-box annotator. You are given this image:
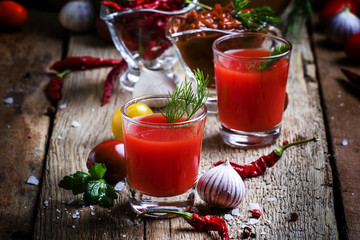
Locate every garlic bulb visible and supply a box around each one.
[59,0,96,32]
[132,64,176,98]
[326,5,360,45]
[197,160,246,208]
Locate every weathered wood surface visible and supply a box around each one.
[312,21,360,240]
[31,27,338,239]
[0,10,62,240]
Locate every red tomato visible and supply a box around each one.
[344,32,360,60]
[319,0,357,26]
[86,139,126,184]
[0,1,28,29]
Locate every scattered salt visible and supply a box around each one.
[123,234,126,238]
[114,181,125,191]
[67,199,74,205]
[58,136,63,140]
[224,214,233,222]
[59,103,67,110]
[342,139,348,146]
[260,231,266,235]
[71,120,80,128]
[43,200,49,207]
[267,197,277,202]
[249,203,261,211]
[72,225,76,229]
[91,212,95,216]
[27,176,39,185]
[24,206,27,209]
[340,103,344,107]
[352,193,355,196]
[231,208,240,216]
[4,97,13,104]
[92,108,95,112]
[56,209,61,213]
[247,218,260,225]
[89,205,94,211]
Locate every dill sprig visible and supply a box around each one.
[232,0,279,31]
[161,69,209,123]
[257,44,291,71]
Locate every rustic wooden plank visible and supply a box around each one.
[34,27,338,239]
[0,10,62,239]
[312,21,360,240]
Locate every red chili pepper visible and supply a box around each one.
[290,212,299,221]
[101,60,128,106]
[137,210,229,240]
[213,137,319,178]
[251,209,261,219]
[47,70,70,101]
[50,56,123,72]
[99,1,123,11]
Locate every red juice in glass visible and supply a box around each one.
[121,95,207,216]
[215,49,289,132]
[213,33,292,147]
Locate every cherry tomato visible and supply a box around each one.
[86,139,126,184]
[0,1,28,29]
[319,0,357,27]
[111,103,153,140]
[344,32,360,60]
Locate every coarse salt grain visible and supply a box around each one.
[44,200,49,207]
[224,214,233,221]
[27,176,39,185]
[114,181,125,191]
[247,218,260,225]
[249,203,261,211]
[72,225,76,229]
[231,208,240,216]
[71,120,80,128]
[342,139,348,146]
[4,97,13,104]
[267,197,277,202]
[59,103,67,110]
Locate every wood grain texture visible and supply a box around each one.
[312,22,360,240]
[0,10,62,240]
[33,28,338,239]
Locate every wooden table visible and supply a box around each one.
[1,7,359,240]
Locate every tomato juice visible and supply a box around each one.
[123,113,206,197]
[215,49,289,132]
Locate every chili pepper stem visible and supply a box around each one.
[185,0,212,10]
[137,210,193,222]
[57,69,71,78]
[274,137,319,157]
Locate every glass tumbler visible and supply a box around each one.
[213,33,292,148]
[121,95,207,217]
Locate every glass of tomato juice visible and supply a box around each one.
[121,95,207,217]
[212,33,292,147]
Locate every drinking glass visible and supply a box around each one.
[212,33,292,147]
[100,3,196,91]
[121,95,207,217]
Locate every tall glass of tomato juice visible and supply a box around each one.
[121,95,207,217]
[213,33,292,148]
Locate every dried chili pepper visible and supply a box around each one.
[47,69,70,101]
[50,56,123,72]
[213,137,319,178]
[250,209,261,219]
[290,212,299,221]
[137,210,229,240]
[101,59,128,106]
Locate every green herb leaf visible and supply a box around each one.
[232,0,279,31]
[161,69,209,123]
[257,44,291,71]
[58,163,117,208]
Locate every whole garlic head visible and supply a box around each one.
[59,0,96,32]
[197,160,246,208]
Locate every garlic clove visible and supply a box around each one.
[197,159,246,208]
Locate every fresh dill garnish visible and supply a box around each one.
[257,44,291,71]
[232,0,279,31]
[160,69,209,123]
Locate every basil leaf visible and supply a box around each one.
[58,171,90,195]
